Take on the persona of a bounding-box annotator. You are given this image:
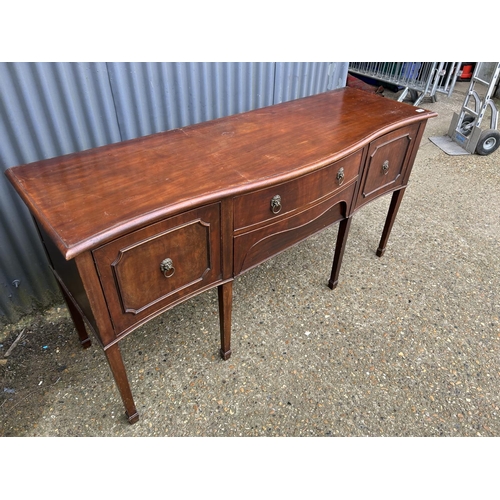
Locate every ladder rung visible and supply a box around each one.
[463,107,478,116]
[472,76,491,86]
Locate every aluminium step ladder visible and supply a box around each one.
[430,62,500,156]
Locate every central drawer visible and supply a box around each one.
[93,204,221,334]
[233,150,362,233]
[234,182,357,275]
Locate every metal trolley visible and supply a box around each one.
[448,62,500,155]
[348,62,461,106]
[430,62,500,156]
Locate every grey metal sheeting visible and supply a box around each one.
[0,62,348,324]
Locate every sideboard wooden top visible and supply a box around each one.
[6,87,436,260]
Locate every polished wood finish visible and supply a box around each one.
[93,203,222,333]
[328,216,353,290]
[355,123,419,209]
[6,88,433,260]
[233,150,362,232]
[218,282,233,360]
[376,188,407,258]
[58,282,92,349]
[104,343,139,424]
[234,182,356,275]
[5,88,436,423]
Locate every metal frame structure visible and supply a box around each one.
[349,62,461,106]
[448,62,500,155]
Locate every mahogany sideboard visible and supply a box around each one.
[5,87,436,424]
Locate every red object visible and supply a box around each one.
[459,63,475,81]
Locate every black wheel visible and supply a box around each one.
[476,129,500,155]
[459,114,476,136]
[409,89,419,103]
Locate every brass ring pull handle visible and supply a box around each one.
[270,194,282,214]
[160,258,175,278]
[336,167,345,186]
[382,160,390,175]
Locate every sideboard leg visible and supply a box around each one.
[328,216,353,290]
[218,281,233,360]
[376,188,406,257]
[58,283,92,349]
[104,343,139,424]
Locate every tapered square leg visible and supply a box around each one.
[218,281,233,360]
[377,188,406,257]
[58,282,92,349]
[328,216,353,290]
[104,343,139,424]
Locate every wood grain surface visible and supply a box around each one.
[5,87,436,259]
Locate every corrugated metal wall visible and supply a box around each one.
[0,62,348,325]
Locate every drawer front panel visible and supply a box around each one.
[93,204,221,333]
[233,150,362,232]
[234,182,356,275]
[356,123,419,209]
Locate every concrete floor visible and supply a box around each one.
[1,81,499,438]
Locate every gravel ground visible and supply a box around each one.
[1,82,499,441]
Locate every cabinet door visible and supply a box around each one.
[93,204,221,334]
[355,123,420,210]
